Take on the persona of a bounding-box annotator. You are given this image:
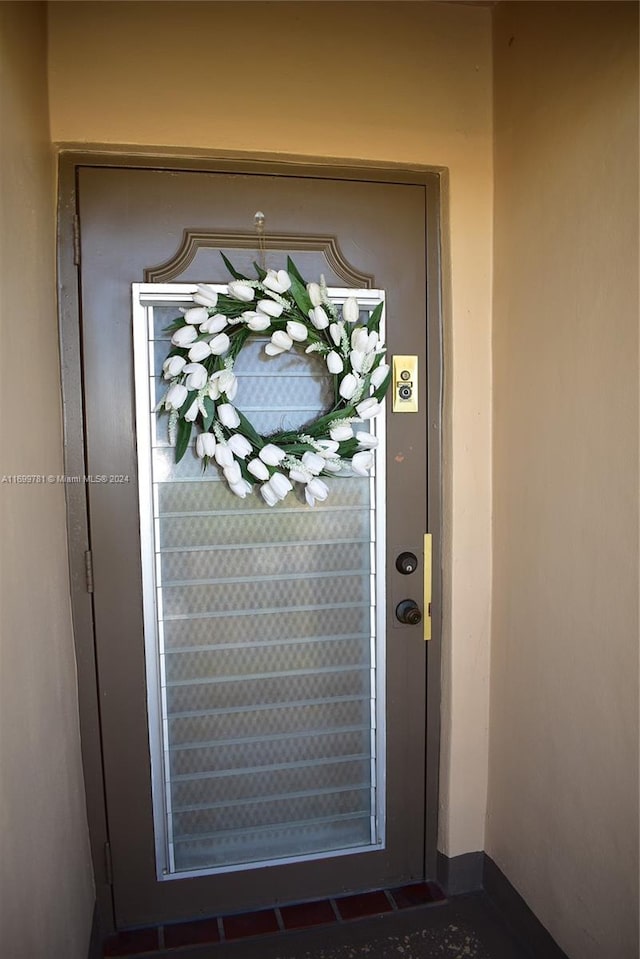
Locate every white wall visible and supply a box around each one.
[489,3,639,958]
[47,0,494,859]
[0,4,94,957]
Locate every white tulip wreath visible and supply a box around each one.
[158,256,390,507]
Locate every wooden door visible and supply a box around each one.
[73,164,435,929]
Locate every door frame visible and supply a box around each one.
[56,148,444,935]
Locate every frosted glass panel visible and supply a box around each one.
[133,284,386,879]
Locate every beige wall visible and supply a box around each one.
[47,0,494,858]
[0,4,94,958]
[489,3,639,958]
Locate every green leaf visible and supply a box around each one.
[216,294,250,318]
[338,438,359,457]
[163,316,187,335]
[220,252,248,280]
[288,273,312,317]
[175,417,192,463]
[229,326,252,360]
[367,302,384,334]
[253,261,267,281]
[286,257,307,286]
[303,404,355,437]
[372,368,392,401]
[202,397,215,431]
[236,409,264,449]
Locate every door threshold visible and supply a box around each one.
[103,882,446,957]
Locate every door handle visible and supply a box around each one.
[423,533,432,641]
[395,599,422,626]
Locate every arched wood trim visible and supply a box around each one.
[144,230,375,287]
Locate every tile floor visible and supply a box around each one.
[102,883,539,959]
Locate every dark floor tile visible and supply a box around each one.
[103,926,159,956]
[390,881,447,909]
[335,890,392,920]
[223,908,279,940]
[280,899,337,930]
[163,917,220,948]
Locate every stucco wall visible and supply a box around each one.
[47,0,494,859]
[489,3,639,958]
[0,4,94,958]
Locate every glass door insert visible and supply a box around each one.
[132,283,387,880]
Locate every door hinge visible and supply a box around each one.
[104,841,113,886]
[84,549,94,594]
[73,214,81,266]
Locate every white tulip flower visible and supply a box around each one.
[229,478,252,499]
[262,269,291,294]
[184,398,199,422]
[227,280,254,302]
[259,443,286,466]
[260,482,279,507]
[223,461,242,485]
[286,320,308,342]
[209,332,230,356]
[243,310,271,332]
[165,382,188,410]
[322,457,343,472]
[330,423,354,442]
[352,450,374,475]
[356,397,382,420]
[184,307,209,326]
[308,306,329,330]
[187,340,212,363]
[349,350,366,374]
[171,325,198,347]
[315,439,340,457]
[339,373,360,400]
[258,299,284,318]
[269,471,293,500]
[307,282,322,307]
[200,313,228,334]
[370,363,390,389]
[356,431,379,449]
[195,432,216,458]
[329,322,344,347]
[163,355,186,379]
[342,297,360,323]
[192,284,219,308]
[351,326,378,353]
[326,351,343,374]
[265,330,293,356]
[183,363,208,391]
[217,403,240,429]
[301,451,325,474]
[288,467,311,484]
[208,369,238,401]
[305,477,329,507]
[247,457,270,481]
[214,444,234,468]
[227,433,252,459]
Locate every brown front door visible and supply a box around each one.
[73,163,437,929]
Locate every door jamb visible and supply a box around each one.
[56,147,445,936]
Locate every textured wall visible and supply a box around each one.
[47,0,494,858]
[0,4,94,958]
[489,3,639,957]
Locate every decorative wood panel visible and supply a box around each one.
[144,230,375,287]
